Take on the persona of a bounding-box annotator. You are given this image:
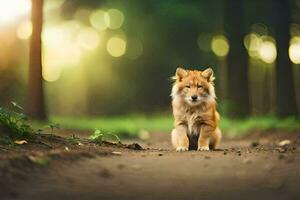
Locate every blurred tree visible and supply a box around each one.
[224,0,250,118]
[274,0,298,117]
[27,0,47,120]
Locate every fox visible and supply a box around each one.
[171,67,221,151]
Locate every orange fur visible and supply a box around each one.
[171,67,222,151]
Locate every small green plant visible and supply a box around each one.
[67,134,80,145]
[0,102,33,140]
[89,128,121,144]
[37,129,43,134]
[49,123,60,134]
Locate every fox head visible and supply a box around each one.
[171,67,216,106]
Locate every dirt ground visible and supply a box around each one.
[0,130,300,200]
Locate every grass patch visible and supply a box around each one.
[32,115,300,138]
[44,115,173,137]
[221,116,300,137]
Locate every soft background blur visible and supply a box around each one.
[0,0,300,136]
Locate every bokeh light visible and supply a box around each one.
[90,9,108,31]
[42,21,83,82]
[289,36,300,64]
[16,20,32,40]
[244,33,263,58]
[42,60,62,82]
[42,21,80,48]
[244,33,277,63]
[107,37,127,57]
[44,0,65,11]
[76,27,100,50]
[126,38,143,59]
[104,9,124,30]
[258,39,277,64]
[211,35,229,57]
[0,0,31,25]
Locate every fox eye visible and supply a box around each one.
[197,85,203,88]
[185,85,190,88]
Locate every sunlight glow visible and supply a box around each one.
[258,40,277,64]
[77,27,100,50]
[42,21,81,48]
[104,9,124,30]
[289,37,300,64]
[211,35,229,57]
[42,21,84,82]
[244,33,262,58]
[244,33,277,63]
[42,59,62,82]
[0,0,31,25]
[16,20,32,40]
[90,9,108,31]
[44,0,65,11]
[107,37,127,57]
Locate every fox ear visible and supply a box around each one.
[201,68,215,82]
[175,67,188,81]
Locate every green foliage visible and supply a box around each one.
[220,116,300,136]
[0,135,13,145]
[89,128,121,144]
[49,123,60,134]
[0,102,33,140]
[67,134,80,145]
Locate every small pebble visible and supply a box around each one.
[251,141,260,147]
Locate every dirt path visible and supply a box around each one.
[1,132,300,200]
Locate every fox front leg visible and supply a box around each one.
[171,125,189,151]
[198,125,214,151]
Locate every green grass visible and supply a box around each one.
[32,115,300,138]
[221,117,300,137]
[33,115,173,138]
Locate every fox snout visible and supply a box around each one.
[191,95,198,101]
[190,92,209,102]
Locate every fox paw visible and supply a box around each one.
[176,147,188,152]
[198,146,209,151]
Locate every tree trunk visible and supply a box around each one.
[274,0,298,117]
[224,0,250,118]
[27,0,47,120]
